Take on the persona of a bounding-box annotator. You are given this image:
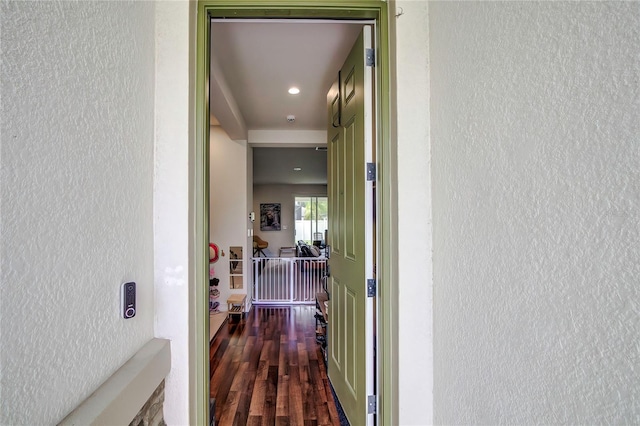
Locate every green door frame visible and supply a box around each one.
[194,1,398,424]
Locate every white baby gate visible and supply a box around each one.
[252,257,327,304]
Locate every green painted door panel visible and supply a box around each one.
[327,26,374,426]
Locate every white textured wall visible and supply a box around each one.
[209,127,249,305]
[393,1,433,424]
[153,1,194,424]
[1,1,156,424]
[431,2,640,424]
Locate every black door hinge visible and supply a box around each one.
[367,394,377,414]
[367,279,376,297]
[366,162,376,181]
[366,48,375,67]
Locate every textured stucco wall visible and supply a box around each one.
[431,2,640,424]
[1,1,156,424]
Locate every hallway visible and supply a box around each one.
[210,306,345,425]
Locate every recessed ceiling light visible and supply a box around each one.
[288,87,300,95]
[293,167,302,171]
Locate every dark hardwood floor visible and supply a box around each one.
[210,305,342,426]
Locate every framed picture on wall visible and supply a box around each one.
[260,203,281,231]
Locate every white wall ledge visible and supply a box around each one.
[59,338,171,426]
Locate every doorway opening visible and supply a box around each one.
[195,2,395,424]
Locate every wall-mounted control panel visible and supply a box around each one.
[121,282,136,319]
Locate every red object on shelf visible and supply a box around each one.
[209,243,219,263]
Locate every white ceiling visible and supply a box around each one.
[209,20,364,184]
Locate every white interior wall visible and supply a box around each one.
[252,184,328,255]
[153,1,194,424]
[430,2,640,423]
[393,2,433,424]
[1,1,156,423]
[210,126,249,308]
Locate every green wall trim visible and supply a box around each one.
[195,1,397,424]
[194,2,211,426]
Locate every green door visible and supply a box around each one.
[327,26,375,426]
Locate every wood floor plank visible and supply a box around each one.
[306,336,318,361]
[235,364,256,426]
[248,364,266,416]
[275,374,289,418]
[211,351,238,405]
[260,340,271,362]
[269,332,280,366]
[322,378,342,424]
[247,416,262,426]
[242,335,257,362]
[275,416,290,426]
[256,357,269,381]
[210,306,343,426]
[217,390,240,425]
[288,366,305,425]
[210,336,230,378]
[278,341,290,379]
[262,365,278,425]
[230,361,248,392]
